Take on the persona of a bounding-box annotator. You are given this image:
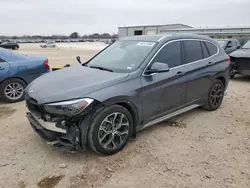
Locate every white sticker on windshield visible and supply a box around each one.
[127,66,133,70]
[137,42,155,47]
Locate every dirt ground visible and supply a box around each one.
[0,43,250,188]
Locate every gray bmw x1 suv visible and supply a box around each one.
[25,34,230,155]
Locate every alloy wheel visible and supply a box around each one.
[210,83,223,109]
[4,83,24,100]
[98,112,129,150]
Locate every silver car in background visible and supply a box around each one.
[40,42,56,48]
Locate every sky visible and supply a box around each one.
[1,0,250,36]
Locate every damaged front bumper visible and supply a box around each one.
[27,112,83,152]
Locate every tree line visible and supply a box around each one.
[0,32,118,40]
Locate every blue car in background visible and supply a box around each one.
[0,48,50,103]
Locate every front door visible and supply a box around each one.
[141,41,187,123]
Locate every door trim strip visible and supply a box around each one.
[142,104,200,129]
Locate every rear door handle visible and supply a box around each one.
[208,62,213,65]
[0,67,5,70]
[176,71,185,76]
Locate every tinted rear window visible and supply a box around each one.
[183,40,203,64]
[205,42,218,56]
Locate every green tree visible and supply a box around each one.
[70,32,79,39]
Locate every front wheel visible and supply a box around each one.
[202,79,225,111]
[87,105,133,155]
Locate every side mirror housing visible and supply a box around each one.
[76,56,82,64]
[144,62,170,75]
[226,43,232,48]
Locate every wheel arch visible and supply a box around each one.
[102,97,140,138]
[0,77,28,86]
[215,76,226,87]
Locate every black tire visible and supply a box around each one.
[0,78,27,103]
[230,68,235,79]
[87,105,133,155]
[202,79,225,111]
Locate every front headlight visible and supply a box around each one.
[44,98,94,117]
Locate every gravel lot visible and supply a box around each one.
[0,43,250,188]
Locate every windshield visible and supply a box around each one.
[242,40,250,49]
[217,40,227,47]
[87,40,157,72]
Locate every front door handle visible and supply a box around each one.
[0,67,5,70]
[176,71,185,76]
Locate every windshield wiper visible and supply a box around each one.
[89,66,113,72]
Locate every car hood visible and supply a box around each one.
[26,65,128,104]
[229,49,250,58]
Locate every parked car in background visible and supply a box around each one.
[0,48,50,102]
[25,34,230,155]
[105,39,116,45]
[217,39,241,54]
[229,40,250,78]
[237,38,250,46]
[0,42,19,50]
[40,42,56,48]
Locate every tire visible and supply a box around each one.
[230,68,236,79]
[0,78,27,103]
[87,105,133,155]
[202,79,225,111]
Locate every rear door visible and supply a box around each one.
[183,40,217,103]
[0,58,10,81]
[141,41,187,123]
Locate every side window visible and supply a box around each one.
[183,40,203,64]
[0,58,5,62]
[201,42,210,58]
[205,42,218,56]
[236,40,241,47]
[152,41,181,68]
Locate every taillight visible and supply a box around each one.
[226,57,231,63]
[44,59,50,70]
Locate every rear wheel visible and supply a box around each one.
[0,78,26,103]
[87,105,133,155]
[202,79,225,111]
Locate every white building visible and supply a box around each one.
[118,24,192,38]
[160,27,250,38]
[118,24,250,39]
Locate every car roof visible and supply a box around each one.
[120,34,214,43]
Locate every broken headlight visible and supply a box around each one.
[44,98,94,117]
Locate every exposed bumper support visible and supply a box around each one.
[27,112,84,152]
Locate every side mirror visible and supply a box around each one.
[236,45,241,49]
[76,56,82,64]
[226,43,232,48]
[144,62,170,75]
